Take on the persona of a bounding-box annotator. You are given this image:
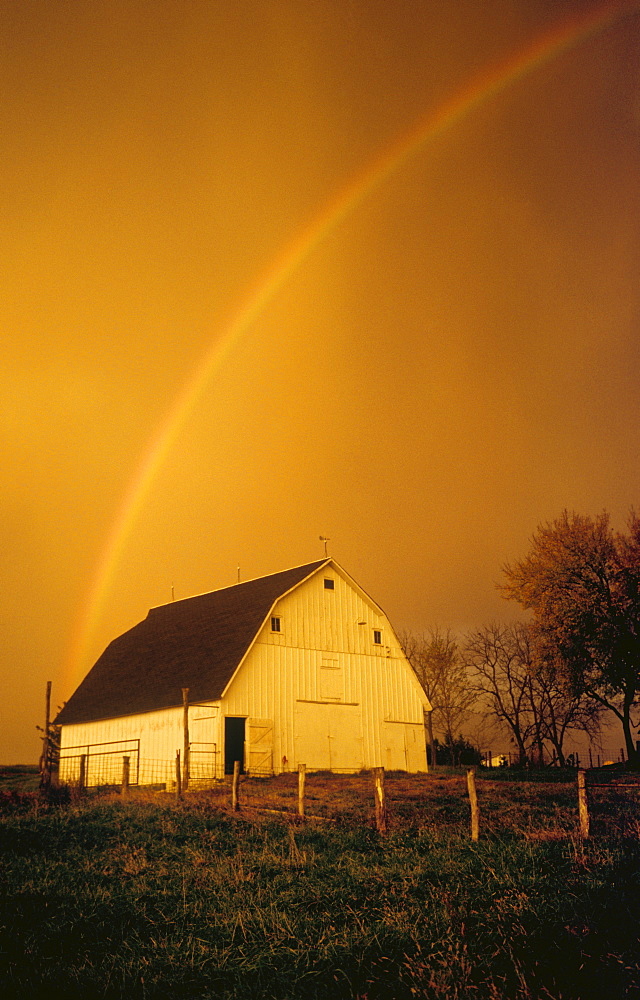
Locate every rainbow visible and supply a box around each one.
[63,0,639,691]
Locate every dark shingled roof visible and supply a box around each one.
[56,560,329,726]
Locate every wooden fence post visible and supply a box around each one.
[121,756,130,797]
[78,754,86,794]
[182,688,190,792]
[467,768,480,841]
[298,763,306,818]
[373,767,387,834]
[232,760,241,812]
[577,769,590,838]
[175,750,182,801]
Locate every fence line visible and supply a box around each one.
[55,749,640,842]
[576,767,640,838]
[57,752,636,790]
[480,746,632,769]
[58,752,381,789]
[51,756,640,841]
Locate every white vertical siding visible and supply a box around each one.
[59,703,222,786]
[222,566,428,772]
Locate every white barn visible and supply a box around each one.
[56,559,430,786]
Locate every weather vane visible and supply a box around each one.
[319,536,330,557]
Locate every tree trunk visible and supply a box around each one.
[516,738,528,766]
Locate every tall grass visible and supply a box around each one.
[1,781,639,999]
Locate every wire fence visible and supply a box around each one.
[480,746,632,770]
[59,740,141,787]
[48,759,640,843]
[57,738,638,794]
[58,752,223,790]
[58,747,389,790]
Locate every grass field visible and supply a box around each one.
[1,767,639,999]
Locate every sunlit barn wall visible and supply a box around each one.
[58,704,226,787]
[59,707,186,786]
[221,565,428,772]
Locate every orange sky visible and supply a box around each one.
[2,0,640,763]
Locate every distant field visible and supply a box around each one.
[0,765,40,792]
[1,770,639,999]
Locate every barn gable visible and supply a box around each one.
[222,562,429,772]
[218,561,399,695]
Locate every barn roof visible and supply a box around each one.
[56,560,329,726]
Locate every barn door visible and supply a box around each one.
[382,722,427,772]
[246,718,274,775]
[403,723,427,772]
[294,703,363,772]
[383,722,407,770]
[224,717,246,774]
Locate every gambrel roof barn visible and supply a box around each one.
[57,559,430,785]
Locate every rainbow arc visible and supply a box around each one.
[64,1,639,690]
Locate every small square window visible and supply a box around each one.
[323,578,334,590]
[373,629,382,645]
[271,616,281,633]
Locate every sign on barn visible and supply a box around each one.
[56,559,430,786]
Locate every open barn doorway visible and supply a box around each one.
[224,717,246,774]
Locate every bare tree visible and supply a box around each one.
[464,621,602,765]
[463,622,535,765]
[401,627,475,756]
[528,633,603,766]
